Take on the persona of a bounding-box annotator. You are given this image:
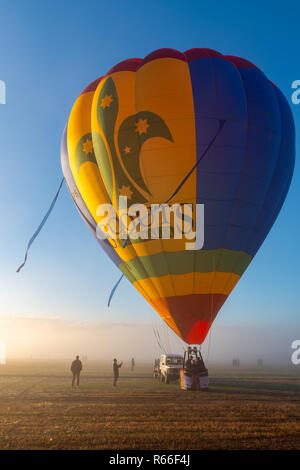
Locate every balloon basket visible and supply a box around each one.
[180,346,209,391]
[180,369,209,390]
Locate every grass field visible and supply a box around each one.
[0,360,299,450]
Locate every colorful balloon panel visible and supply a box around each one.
[61,48,295,344]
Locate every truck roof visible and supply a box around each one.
[160,354,183,358]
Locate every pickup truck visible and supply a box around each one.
[153,354,184,384]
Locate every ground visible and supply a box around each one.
[0,361,299,450]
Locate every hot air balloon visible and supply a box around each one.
[61,48,295,347]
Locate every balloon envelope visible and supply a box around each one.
[61,48,295,344]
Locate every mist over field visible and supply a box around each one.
[0,316,297,365]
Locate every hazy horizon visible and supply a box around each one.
[0,315,297,366]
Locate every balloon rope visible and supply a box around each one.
[206,301,213,363]
[156,328,166,354]
[206,212,217,363]
[153,327,165,353]
[165,120,226,203]
[16,178,65,273]
[108,119,226,306]
[107,273,124,307]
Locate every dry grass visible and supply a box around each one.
[0,361,299,450]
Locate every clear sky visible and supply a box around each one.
[0,0,299,341]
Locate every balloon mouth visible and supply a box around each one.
[185,321,212,345]
[151,293,227,344]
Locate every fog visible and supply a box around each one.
[0,316,297,365]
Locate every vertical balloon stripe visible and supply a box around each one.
[187,54,248,334]
[217,65,282,295]
[188,56,248,251]
[61,125,123,267]
[109,70,169,302]
[92,131,114,202]
[211,62,287,298]
[67,91,111,221]
[225,67,281,250]
[91,71,168,302]
[135,57,196,203]
[245,86,295,255]
[133,56,197,306]
[61,126,96,231]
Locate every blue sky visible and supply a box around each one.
[0,0,299,336]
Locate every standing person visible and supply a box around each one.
[71,355,82,388]
[190,359,199,390]
[131,357,135,372]
[113,358,123,386]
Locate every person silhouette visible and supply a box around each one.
[113,358,123,386]
[71,355,82,388]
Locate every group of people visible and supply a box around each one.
[185,355,207,375]
[70,356,127,388]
